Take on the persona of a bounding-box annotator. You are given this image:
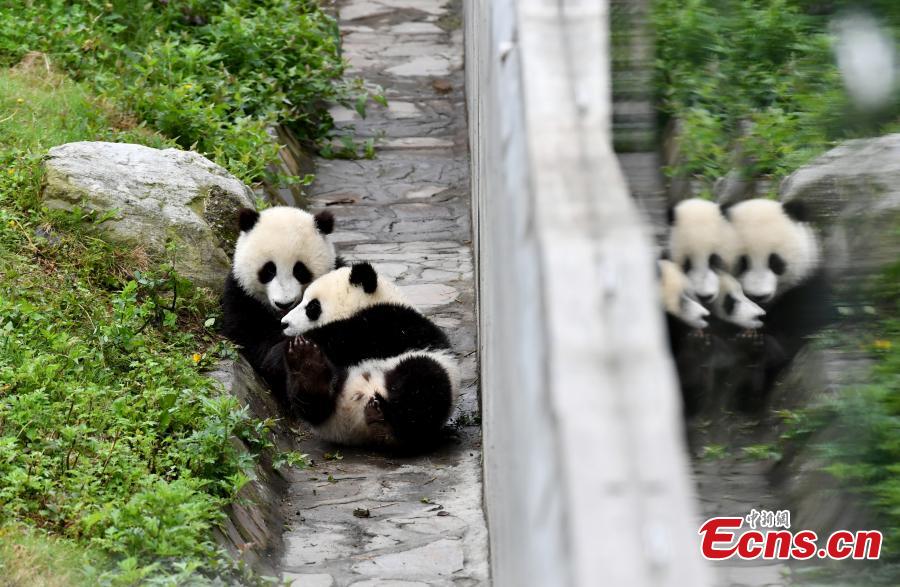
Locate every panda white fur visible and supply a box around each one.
[220,206,340,402]
[280,263,459,448]
[658,259,709,329]
[667,198,739,302]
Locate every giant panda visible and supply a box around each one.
[220,206,340,402]
[659,259,710,332]
[704,270,773,413]
[667,198,739,303]
[279,262,459,448]
[724,198,834,408]
[659,259,711,416]
[660,260,768,416]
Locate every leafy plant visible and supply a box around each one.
[652,0,900,187]
[781,261,900,566]
[0,69,278,584]
[0,0,380,184]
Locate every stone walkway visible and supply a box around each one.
[277,1,488,585]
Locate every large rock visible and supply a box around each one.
[42,142,254,292]
[780,133,900,277]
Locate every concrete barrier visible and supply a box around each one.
[464,1,711,584]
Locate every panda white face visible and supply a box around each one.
[659,260,710,330]
[668,198,738,302]
[727,199,820,305]
[281,263,406,336]
[712,272,765,329]
[232,207,336,315]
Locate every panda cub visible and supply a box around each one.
[667,198,739,303]
[726,199,833,366]
[659,259,709,332]
[660,260,766,416]
[724,198,833,409]
[659,259,710,416]
[280,263,459,447]
[220,206,340,401]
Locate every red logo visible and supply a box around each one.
[699,512,882,561]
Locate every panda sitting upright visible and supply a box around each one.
[220,206,340,403]
[280,263,459,448]
[725,198,834,406]
[726,199,833,349]
[659,259,766,416]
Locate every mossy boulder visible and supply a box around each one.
[42,142,254,292]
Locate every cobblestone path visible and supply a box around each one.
[277,1,489,585]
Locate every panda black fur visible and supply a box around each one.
[703,270,776,413]
[660,260,769,416]
[220,206,340,403]
[280,263,459,448]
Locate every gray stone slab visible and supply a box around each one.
[277,0,487,585]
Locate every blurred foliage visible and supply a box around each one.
[782,260,900,572]
[652,0,900,185]
[0,0,378,183]
[0,69,290,584]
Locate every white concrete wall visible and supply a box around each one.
[464,1,711,585]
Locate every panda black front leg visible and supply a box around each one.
[284,336,337,425]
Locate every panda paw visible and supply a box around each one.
[687,329,712,348]
[285,336,328,374]
[736,329,764,349]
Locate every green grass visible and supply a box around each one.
[0,0,379,184]
[0,68,280,585]
[0,63,172,151]
[0,523,94,587]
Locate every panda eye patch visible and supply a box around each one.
[723,293,736,315]
[258,261,276,284]
[709,254,724,270]
[293,261,312,284]
[682,257,693,273]
[768,253,786,275]
[305,299,322,321]
[737,255,749,275]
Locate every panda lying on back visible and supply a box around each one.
[280,263,459,448]
[220,206,340,404]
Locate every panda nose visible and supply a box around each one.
[280,320,290,330]
[274,301,293,311]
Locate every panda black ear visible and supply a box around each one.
[349,262,378,294]
[782,200,808,223]
[720,202,734,219]
[238,208,259,232]
[314,211,334,235]
[666,205,676,225]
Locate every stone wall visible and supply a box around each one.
[464,1,710,585]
